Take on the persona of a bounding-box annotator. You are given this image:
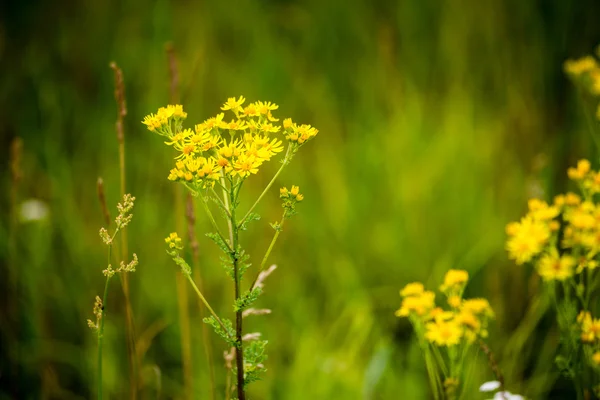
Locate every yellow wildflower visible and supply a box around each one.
[395,290,435,317]
[456,310,480,333]
[221,96,246,112]
[577,257,599,273]
[167,104,187,119]
[202,113,225,131]
[259,122,281,134]
[578,310,592,324]
[537,253,575,281]
[566,203,596,230]
[428,308,454,322]
[593,352,600,366]
[254,101,279,121]
[568,159,591,180]
[565,192,582,206]
[448,295,461,308]
[197,157,220,181]
[233,154,263,178]
[142,113,168,132]
[564,56,598,76]
[243,103,259,117]
[440,269,469,292]
[165,232,183,250]
[580,312,600,343]
[261,138,284,158]
[506,216,550,264]
[505,222,520,236]
[200,135,221,152]
[223,119,247,131]
[461,298,494,317]
[400,282,425,297]
[167,168,179,181]
[185,157,203,173]
[528,198,560,221]
[583,171,600,194]
[425,318,462,347]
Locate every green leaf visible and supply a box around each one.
[206,232,230,254]
[555,355,574,378]
[242,340,268,387]
[236,248,252,278]
[234,287,263,312]
[203,316,238,348]
[220,255,235,280]
[167,251,192,275]
[239,212,261,231]
[208,196,230,220]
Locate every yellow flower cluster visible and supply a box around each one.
[506,159,600,281]
[165,232,183,250]
[565,49,600,119]
[578,311,600,367]
[396,270,494,347]
[142,104,187,131]
[280,185,304,202]
[142,97,318,188]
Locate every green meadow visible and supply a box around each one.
[3,0,600,398]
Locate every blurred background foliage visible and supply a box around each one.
[2,0,600,398]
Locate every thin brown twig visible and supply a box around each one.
[478,339,506,399]
[10,138,23,186]
[166,44,195,400]
[8,137,22,397]
[166,43,180,105]
[223,348,236,400]
[97,178,111,227]
[181,49,203,104]
[109,61,138,400]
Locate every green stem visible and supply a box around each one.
[210,187,231,218]
[228,183,246,400]
[234,179,244,206]
[237,145,292,229]
[413,321,442,399]
[98,274,112,400]
[250,210,286,290]
[198,190,232,252]
[584,267,593,310]
[220,173,235,245]
[184,272,232,340]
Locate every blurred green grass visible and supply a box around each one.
[2,0,600,398]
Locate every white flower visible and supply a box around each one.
[480,381,502,392]
[19,199,49,222]
[490,391,525,400]
[480,381,526,400]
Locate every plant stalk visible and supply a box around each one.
[97,274,112,400]
[185,272,232,340]
[228,184,246,400]
[110,62,138,399]
[199,190,233,252]
[174,184,193,400]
